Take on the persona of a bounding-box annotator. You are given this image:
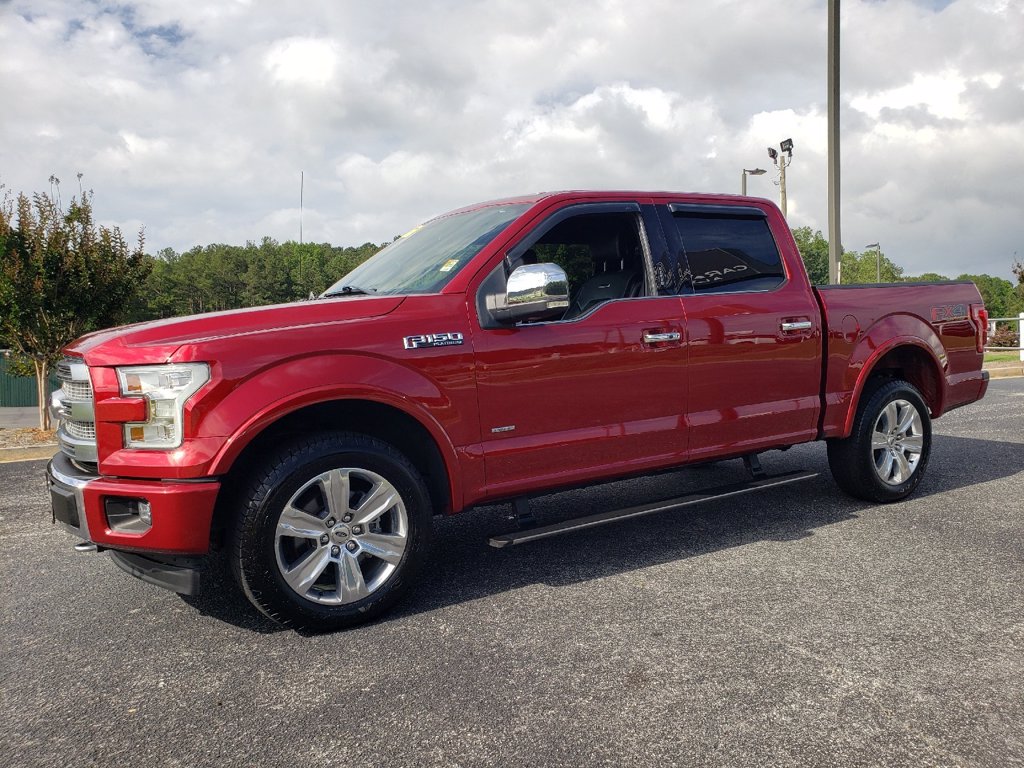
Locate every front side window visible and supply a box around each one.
[515,210,649,320]
[323,203,529,297]
[672,211,785,294]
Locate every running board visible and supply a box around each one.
[488,469,819,548]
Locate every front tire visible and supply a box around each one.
[229,432,432,632]
[827,379,932,503]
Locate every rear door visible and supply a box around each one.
[656,201,822,460]
[471,200,690,498]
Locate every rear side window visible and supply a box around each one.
[671,210,785,293]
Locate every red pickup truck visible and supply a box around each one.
[47,191,990,631]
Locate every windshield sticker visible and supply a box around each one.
[439,259,459,273]
[399,225,424,240]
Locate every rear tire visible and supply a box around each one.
[229,432,432,632]
[827,379,932,503]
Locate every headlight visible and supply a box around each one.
[116,363,210,449]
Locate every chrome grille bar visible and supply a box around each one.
[54,357,97,465]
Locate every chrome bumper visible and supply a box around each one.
[45,453,94,540]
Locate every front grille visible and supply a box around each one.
[55,357,98,465]
[65,420,97,440]
[62,380,92,401]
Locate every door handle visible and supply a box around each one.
[643,330,681,343]
[780,320,813,332]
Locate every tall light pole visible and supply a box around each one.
[827,0,841,284]
[866,242,881,282]
[768,139,794,217]
[741,168,766,196]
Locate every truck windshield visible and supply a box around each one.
[322,203,530,297]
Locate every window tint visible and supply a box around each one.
[672,213,785,293]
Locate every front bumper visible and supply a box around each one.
[46,452,221,555]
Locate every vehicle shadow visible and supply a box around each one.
[391,433,1024,623]
[177,559,286,634]
[179,434,1022,633]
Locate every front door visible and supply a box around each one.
[471,201,690,499]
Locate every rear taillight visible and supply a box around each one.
[970,304,988,353]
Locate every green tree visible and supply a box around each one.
[955,274,1024,319]
[0,189,150,428]
[791,226,830,285]
[839,248,903,284]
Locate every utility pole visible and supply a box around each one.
[767,139,794,218]
[827,0,841,284]
[299,171,304,245]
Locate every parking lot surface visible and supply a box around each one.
[2,379,1022,767]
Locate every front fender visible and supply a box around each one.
[200,353,463,502]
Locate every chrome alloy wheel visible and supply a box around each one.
[870,399,925,486]
[274,468,409,605]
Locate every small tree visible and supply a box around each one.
[791,226,831,285]
[0,187,150,429]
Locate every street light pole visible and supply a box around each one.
[741,168,766,196]
[866,242,881,282]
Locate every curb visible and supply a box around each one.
[985,365,1024,380]
[0,444,57,463]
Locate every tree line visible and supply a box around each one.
[792,226,1024,320]
[137,239,381,320]
[3,187,1023,428]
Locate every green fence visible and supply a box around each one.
[0,356,60,407]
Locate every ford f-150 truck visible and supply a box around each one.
[46,191,990,631]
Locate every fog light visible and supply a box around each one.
[105,497,153,534]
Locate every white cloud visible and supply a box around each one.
[0,0,1022,280]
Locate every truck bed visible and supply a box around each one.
[814,281,988,438]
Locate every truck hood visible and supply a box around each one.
[67,296,406,366]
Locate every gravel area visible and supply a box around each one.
[0,428,56,449]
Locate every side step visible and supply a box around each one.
[488,469,819,548]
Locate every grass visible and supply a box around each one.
[985,351,1022,364]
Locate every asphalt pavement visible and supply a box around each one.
[2,379,1022,767]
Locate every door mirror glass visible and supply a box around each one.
[496,263,569,323]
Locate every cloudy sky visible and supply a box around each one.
[2,0,1022,280]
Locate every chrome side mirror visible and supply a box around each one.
[495,263,569,323]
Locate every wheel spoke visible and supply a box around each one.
[317,469,351,519]
[352,481,400,525]
[277,503,326,540]
[871,433,890,451]
[882,401,900,432]
[877,450,895,482]
[283,547,332,594]
[897,404,918,436]
[893,450,912,483]
[337,552,369,601]
[358,531,407,565]
[902,434,924,454]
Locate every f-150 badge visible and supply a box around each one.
[403,332,464,350]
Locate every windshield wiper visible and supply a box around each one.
[322,285,375,298]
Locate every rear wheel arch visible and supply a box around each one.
[846,341,945,436]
